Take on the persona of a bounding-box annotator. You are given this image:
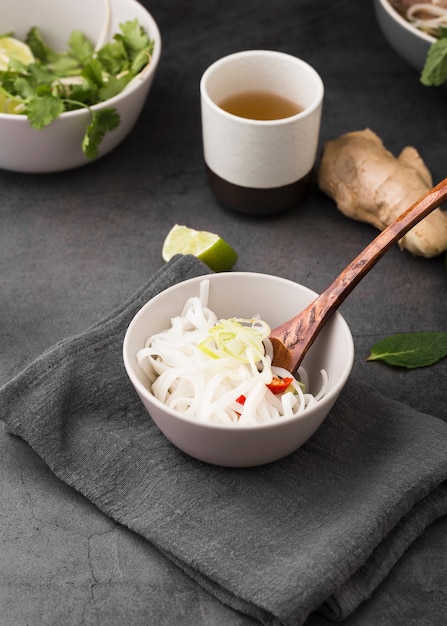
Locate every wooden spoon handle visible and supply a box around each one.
[271,177,447,373]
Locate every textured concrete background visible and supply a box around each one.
[1,0,446,624]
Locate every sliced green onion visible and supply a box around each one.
[198,317,270,363]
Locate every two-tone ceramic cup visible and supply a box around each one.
[200,50,324,216]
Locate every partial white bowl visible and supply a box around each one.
[374,0,435,72]
[0,0,161,173]
[123,272,354,467]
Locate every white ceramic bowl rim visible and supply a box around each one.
[378,0,436,43]
[0,0,161,122]
[123,272,354,433]
[200,49,324,128]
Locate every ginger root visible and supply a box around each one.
[317,128,447,257]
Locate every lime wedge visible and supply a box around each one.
[0,87,25,114]
[0,36,35,71]
[162,224,238,272]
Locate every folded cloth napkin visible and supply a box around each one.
[1,254,447,625]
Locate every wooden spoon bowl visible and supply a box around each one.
[270,178,447,374]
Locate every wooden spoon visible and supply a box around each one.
[270,177,447,374]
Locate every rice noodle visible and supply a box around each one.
[406,3,447,36]
[137,279,329,426]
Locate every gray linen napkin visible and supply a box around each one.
[1,254,447,625]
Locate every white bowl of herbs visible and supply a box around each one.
[0,0,161,173]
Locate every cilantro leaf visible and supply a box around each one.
[26,26,59,64]
[98,74,130,101]
[97,40,129,75]
[26,94,65,129]
[367,332,447,369]
[68,31,94,65]
[131,49,151,75]
[26,61,57,88]
[81,57,106,88]
[82,108,120,159]
[118,19,153,61]
[50,56,81,76]
[63,80,95,107]
[13,76,35,100]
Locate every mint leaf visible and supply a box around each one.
[421,30,447,86]
[82,108,120,159]
[367,332,447,369]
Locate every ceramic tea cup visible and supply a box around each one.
[200,50,324,216]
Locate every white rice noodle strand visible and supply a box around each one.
[136,280,328,426]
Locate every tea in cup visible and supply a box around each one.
[200,50,324,215]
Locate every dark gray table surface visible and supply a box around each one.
[1,1,446,624]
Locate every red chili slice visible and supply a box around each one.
[234,394,246,417]
[266,376,293,394]
[235,377,292,417]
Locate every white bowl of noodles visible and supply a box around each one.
[374,0,440,72]
[123,272,354,467]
